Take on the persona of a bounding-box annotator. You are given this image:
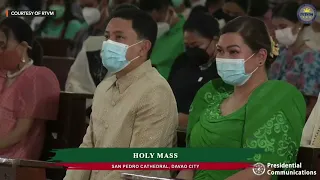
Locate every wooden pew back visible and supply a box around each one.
[36,38,72,57]
[42,56,75,90]
[41,92,93,180]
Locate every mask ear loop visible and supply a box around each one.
[244,53,259,74]
[127,40,144,62]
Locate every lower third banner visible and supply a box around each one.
[57,162,252,170]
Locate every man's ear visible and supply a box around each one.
[140,40,152,57]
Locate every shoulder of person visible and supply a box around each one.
[24,66,58,82]
[67,19,83,28]
[250,80,305,104]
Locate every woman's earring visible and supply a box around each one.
[22,58,26,63]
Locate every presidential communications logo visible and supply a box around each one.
[252,162,317,176]
[252,163,266,176]
[297,4,317,24]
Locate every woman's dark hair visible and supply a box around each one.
[247,0,269,17]
[272,2,300,23]
[0,17,43,65]
[35,0,76,39]
[221,16,274,68]
[184,12,220,39]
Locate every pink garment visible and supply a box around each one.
[0,66,60,159]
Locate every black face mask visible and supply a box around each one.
[185,47,210,66]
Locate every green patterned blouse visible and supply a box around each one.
[187,79,306,180]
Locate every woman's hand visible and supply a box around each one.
[0,118,34,149]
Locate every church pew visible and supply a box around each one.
[36,38,72,57]
[41,92,93,180]
[42,56,75,90]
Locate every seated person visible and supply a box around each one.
[64,8,177,180]
[35,0,85,40]
[66,4,139,112]
[65,36,107,111]
[247,0,275,38]
[139,0,185,79]
[177,16,306,180]
[172,0,192,20]
[269,2,320,116]
[222,0,248,18]
[168,12,220,128]
[0,17,60,159]
[67,0,109,57]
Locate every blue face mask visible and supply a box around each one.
[216,54,258,86]
[101,40,142,74]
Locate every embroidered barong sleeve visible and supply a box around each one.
[129,85,178,148]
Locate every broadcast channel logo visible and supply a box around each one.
[297,4,317,24]
[252,163,266,176]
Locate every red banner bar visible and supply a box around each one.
[57,162,252,170]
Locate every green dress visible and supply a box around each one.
[187,79,306,180]
[40,19,85,40]
[150,15,185,79]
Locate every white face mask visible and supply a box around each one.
[275,27,298,46]
[316,11,320,23]
[157,22,170,38]
[191,0,206,7]
[82,7,101,25]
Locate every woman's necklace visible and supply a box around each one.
[7,60,33,79]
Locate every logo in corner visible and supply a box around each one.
[252,163,266,176]
[297,4,317,24]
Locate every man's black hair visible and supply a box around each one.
[110,3,140,14]
[108,8,157,58]
[184,12,220,39]
[138,0,171,12]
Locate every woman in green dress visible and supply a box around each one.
[177,16,306,180]
[35,0,84,40]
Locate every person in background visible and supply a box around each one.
[222,0,248,18]
[269,2,320,116]
[206,0,234,28]
[35,0,84,40]
[66,4,139,117]
[1,0,31,23]
[302,4,320,50]
[67,0,109,57]
[64,8,178,180]
[168,12,220,128]
[139,0,185,79]
[268,0,294,9]
[206,0,224,15]
[247,0,275,38]
[177,16,306,180]
[0,17,60,159]
[172,0,192,19]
